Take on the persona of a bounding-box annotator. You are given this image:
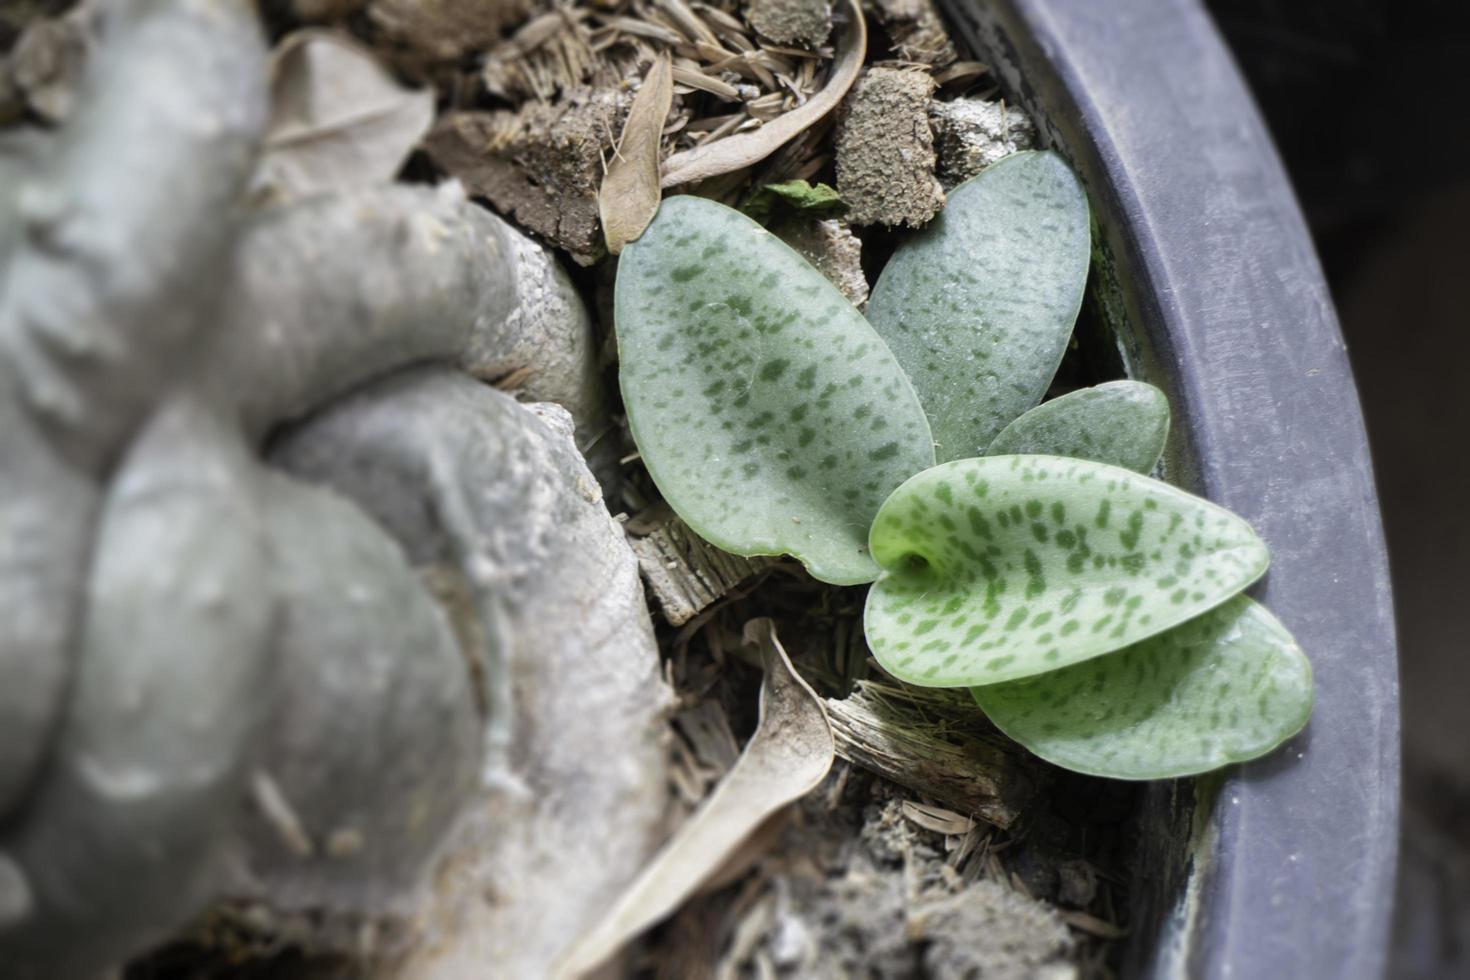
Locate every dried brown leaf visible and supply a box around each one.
[599,14,685,46]
[552,618,833,978]
[671,62,742,100]
[934,59,990,87]
[600,52,673,254]
[254,30,434,201]
[694,3,750,37]
[901,800,976,836]
[656,0,721,47]
[1061,910,1130,939]
[1,2,99,123]
[661,0,865,187]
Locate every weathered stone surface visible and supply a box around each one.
[227,468,481,931]
[271,371,672,979]
[0,4,641,971]
[930,97,1036,187]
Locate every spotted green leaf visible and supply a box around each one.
[616,196,935,585]
[863,455,1269,686]
[970,595,1312,779]
[864,151,1091,462]
[986,381,1170,474]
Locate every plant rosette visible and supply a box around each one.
[614,151,1313,781]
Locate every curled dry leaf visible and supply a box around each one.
[553,618,834,978]
[900,800,976,837]
[253,29,434,202]
[600,53,672,255]
[660,0,865,188]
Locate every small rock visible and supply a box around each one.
[930,97,1037,187]
[746,0,831,47]
[773,218,869,307]
[836,67,944,229]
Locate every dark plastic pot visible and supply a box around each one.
[938,0,1401,976]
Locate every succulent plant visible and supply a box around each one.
[614,152,1313,781]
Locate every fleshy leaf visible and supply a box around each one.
[616,195,935,585]
[864,455,1269,686]
[970,595,1313,779]
[986,380,1170,474]
[865,151,1091,461]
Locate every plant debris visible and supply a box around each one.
[661,0,867,187]
[647,777,1090,979]
[836,66,944,226]
[600,52,673,254]
[826,680,1037,827]
[554,619,833,977]
[254,30,434,203]
[864,0,958,67]
[628,505,775,626]
[0,1,96,123]
[424,89,627,264]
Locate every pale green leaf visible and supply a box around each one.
[986,380,1170,474]
[970,595,1313,779]
[616,196,935,585]
[865,150,1091,461]
[863,455,1269,686]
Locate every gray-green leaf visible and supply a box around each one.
[970,595,1313,779]
[863,455,1269,686]
[986,380,1170,474]
[616,196,935,585]
[865,151,1091,461]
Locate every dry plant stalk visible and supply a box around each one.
[628,508,774,625]
[825,680,1038,828]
